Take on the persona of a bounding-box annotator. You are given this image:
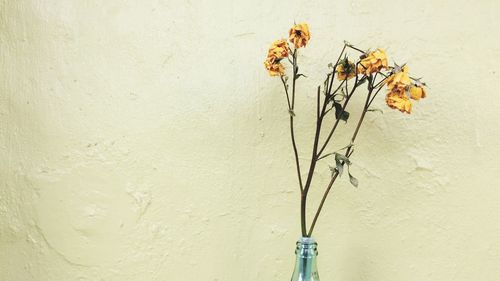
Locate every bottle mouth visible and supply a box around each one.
[297,237,316,245]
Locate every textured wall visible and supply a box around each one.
[1,0,500,280]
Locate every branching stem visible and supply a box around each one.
[308,75,376,236]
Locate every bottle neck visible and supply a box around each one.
[295,237,318,258]
[291,237,319,280]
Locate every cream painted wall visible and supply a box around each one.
[1,0,500,280]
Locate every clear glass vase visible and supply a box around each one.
[290,237,320,281]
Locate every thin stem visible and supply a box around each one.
[300,87,328,237]
[316,86,321,120]
[279,64,303,195]
[317,151,335,161]
[279,76,292,110]
[323,80,346,116]
[327,44,348,95]
[287,49,310,236]
[290,116,303,192]
[308,76,375,236]
[367,85,385,108]
[373,75,388,89]
[317,72,364,157]
[298,44,348,237]
[300,76,334,237]
[297,44,369,237]
[346,44,366,54]
[292,50,297,108]
[307,171,339,236]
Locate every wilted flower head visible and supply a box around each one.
[264,39,288,77]
[267,39,289,59]
[357,49,388,75]
[264,56,285,76]
[289,23,311,49]
[386,91,412,114]
[385,66,427,112]
[410,84,427,100]
[386,64,411,91]
[335,58,356,80]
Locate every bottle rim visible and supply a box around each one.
[297,236,316,245]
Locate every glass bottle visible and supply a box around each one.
[290,237,320,281]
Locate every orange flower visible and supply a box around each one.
[386,90,412,114]
[386,65,411,91]
[409,84,427,100]
[264,56,285,76]
[267,39,289,59]
[357,49,388,75]
[289,23,310,48]
[336,59,356,80]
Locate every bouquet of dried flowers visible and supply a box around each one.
[264,23,427,237]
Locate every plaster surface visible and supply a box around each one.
[1,0,500,280]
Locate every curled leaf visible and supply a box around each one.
[334,153,351,165]
[296,73,307,80]
[333,102,350,122]
[348,172,359,187]
[335,159,344,176]
[347,164,358,187]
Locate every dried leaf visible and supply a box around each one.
[334,153,351,165]
[349,172,359,187]
[296,73,307,80]
[335,159,343,177]
[367,108,384,114]
[334,102,350,122]
[338,142,354,151]
[357,76,368,86]
[346,164,358,187]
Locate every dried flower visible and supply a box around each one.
[336,58,356,80]
[386,64,411,91]
[268,39,289,59]
[289,23,310,49]
[262,23,428,239]
[386,90,412,114]
[264,56,285,76]
[357,49,388,75]
[409,85,427,100]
